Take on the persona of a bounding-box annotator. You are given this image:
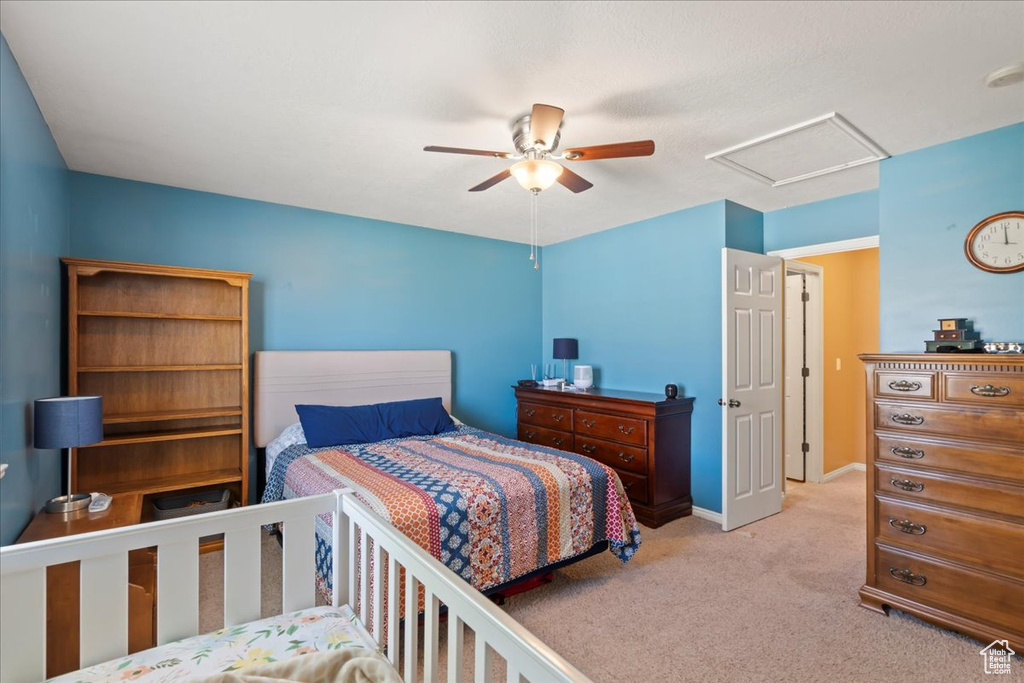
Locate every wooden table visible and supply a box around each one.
[17,493,156,678]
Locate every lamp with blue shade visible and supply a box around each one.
[34,396,103,513]
[553,338,578,383]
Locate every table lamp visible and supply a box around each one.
[553,338,578,383]
[34,396,103,513]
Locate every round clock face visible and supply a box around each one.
[965,211,1024,273]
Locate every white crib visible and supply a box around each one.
[0,490,592,683]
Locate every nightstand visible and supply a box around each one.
[17,493,156,678]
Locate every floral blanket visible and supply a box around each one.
[48,606,377,682]
[262,426,641,598]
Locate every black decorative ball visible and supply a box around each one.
[665,384,678,399]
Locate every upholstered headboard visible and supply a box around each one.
[253,350,452,447]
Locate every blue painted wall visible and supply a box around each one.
[542,201,729,513]
[0,35,70,545]
[764,190,879,252]
[69,173,542,497]
[725,200,765,253]
[879,123,1024,351]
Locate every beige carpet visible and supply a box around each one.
[199,473,1022,681]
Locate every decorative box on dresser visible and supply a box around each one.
[859,354,1024,651]
[514,386,694,528]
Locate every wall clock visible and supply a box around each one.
[964,211,1024,273]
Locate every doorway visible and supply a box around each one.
[771,237,880,486]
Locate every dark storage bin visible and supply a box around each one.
[152,489,230,544]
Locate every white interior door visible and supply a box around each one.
[784,273,806,481]
[722,248,783,531]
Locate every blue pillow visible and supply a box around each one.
[295,397,456,448]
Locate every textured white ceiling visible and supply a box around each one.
[2,1,1022,245]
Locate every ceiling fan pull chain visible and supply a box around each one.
[532,190,540,270]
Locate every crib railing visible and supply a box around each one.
[0,490,591,683]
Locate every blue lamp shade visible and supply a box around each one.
[553,338,578,360]
[33,396,103,449]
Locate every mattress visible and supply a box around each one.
[47,605,385,682]
[262,425,642,599]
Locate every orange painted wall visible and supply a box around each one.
[795,248,879,473]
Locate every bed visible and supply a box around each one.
[0,489,593,682]
[254,351,642,601]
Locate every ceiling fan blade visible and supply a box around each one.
[556,165,594,193]
[424,145,511,158]
[530,103,565,150]
[469,168,512,192]
[563,140,655,161]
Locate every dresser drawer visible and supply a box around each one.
[875,401,1024,445]
[875,464,1024,518]
[943,373,1024,409]
[875,434,1024,483]
[875,497,1024,580]
[518,424,573,451]
[575,436,647,475]
[876,371,937,401]
[875,544,1024,634]
[615,469,649,504]
[575,410,647,446]
[518,402,573,431]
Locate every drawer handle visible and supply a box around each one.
[622,481,634,492]
[890,477,925,493]
[581,418,597,428]
[525,430,537,439]
[524,409,536,417]
[552,413,564,422]
[888,380,922,392]
[970,384,1011,397]
[618,452,635,463]
[888,567,926,586]
[581,443,597,454]
[888,518,927,535]
[891,413,924,426]
[618,425,636,436]
[891,445,925,460]
[552,437,565,447]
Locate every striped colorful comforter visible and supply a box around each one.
[262,425,641,596]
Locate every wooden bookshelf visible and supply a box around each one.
[64,258,252,512]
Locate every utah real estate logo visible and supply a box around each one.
[980,640,1015,675]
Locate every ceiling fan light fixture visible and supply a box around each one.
[510,159,563,192]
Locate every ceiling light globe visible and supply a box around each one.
[510,160,563,192]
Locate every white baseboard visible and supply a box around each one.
[691,506,722,524]
[823,462,866,483]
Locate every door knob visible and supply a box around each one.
[718,399,742,408]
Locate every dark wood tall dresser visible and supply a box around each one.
[513,386,694,528]
[859,354,1024,651]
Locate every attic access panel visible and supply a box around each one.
[706,112,889,187]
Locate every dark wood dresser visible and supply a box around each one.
[859,354,1024,651]
[514,386,694,528]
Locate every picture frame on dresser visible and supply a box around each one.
[514,385,694,528]
[859,354,1024,652]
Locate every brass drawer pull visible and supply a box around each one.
[525,430,537,439]
[581,418,596,428]
[618,452,635,463]
[970,384,1011,397]
[581,443,597,454]
[888,518,927,535]
[891,413,924,426]
[618,425,636,436]
[552,414,564,422]
[551,437,565,447]
[889,567,926,586]
[888,379,922,392]
[622,481,634,492]
[524,409,536,417]
[891,445,925,459]
[890,477,925,493]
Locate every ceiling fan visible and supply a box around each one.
[424,103,655,194]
